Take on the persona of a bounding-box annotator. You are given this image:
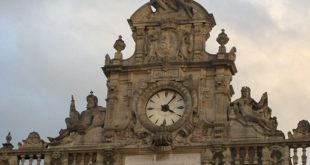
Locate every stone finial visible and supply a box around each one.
[1,132,14,150]
[112,36,125,65]
[217,29,229,46]
[71,95,75,106]
[71,95,75,102]
[70,95,77,114]
[216,29,229,54]
[113,35,126,53]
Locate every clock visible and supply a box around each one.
[146,89,185,126]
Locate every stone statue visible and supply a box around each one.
[231,87,275,131]
[144,34,159,63]
[179,32,193,60]
[48,92,106,143]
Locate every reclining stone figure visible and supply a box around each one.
[231,87,276,131]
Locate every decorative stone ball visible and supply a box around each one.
[113,35,126,52]
[216,29,229,46]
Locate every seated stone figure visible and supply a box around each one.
[231,87,276,131]
[48,92,106,143]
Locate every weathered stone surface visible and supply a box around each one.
[125,153,201,165]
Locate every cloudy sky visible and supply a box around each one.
[0,0,310,157]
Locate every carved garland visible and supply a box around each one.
[132,81,193,133]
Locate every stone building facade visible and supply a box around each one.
[1,0,310,165]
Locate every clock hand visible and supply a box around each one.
[168,109,175,113]
[161,105,175,113]
[166,93,176,105]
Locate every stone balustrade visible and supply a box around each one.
[291,146,308,165]
[1,141,308,165]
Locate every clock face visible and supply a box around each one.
[146,90,185,126]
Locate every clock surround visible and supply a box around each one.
[132,81,193,133]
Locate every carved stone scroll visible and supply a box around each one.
[288,120,310,139]
[19,132,46,150]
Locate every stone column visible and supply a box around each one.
[62,153,69,165]
[253,147,259,164]
[114,154,122,165]
[44,154,51,165]
[292,148,298,165]
[262,147,271,165]
[29,155,33,165]
[134,26,145,64]
[235,148,241,165]
[244,148,250,165]
[282,146,290,165]
[72,154,77,165]
[96,152,104,165]
[214,69,232,123]
[202,148,213,165]
[20,155,26,165]
[9,156,18,165]
[223,148,232,165]
[193,23,204,61]
[302,146,307,165]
